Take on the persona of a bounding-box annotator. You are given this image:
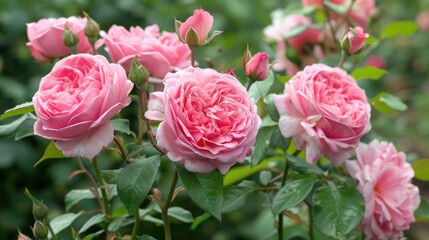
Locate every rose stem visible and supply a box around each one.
[131,208,140,240]
[161,169,179,240]
[91,157,111,217]
[77,158,103,209]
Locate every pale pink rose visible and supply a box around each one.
[272,40,300,75]
[365,55,386,69]
[33,54,133,159]
[26,17,93,63]
[244,52,270,81]
[145,67,261,174]
[273,64,371,164]
[417,11,429,31]
[302,0,348,7]
[346,140,420,240]
[264,13,322,53]
[178,9,213,45]
[349,0,375,29]
[342,26,369,54]
[100,24,191,78]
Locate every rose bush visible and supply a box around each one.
[346,140,420,240]
[274,63,371,164]
[33,54,133,159]
[100,24,191,78]
[145,67,261,174]
[26,17,93,63]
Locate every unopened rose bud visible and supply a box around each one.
[175,9,221,46]
[17,230,31,240]
[244,52,270,81]
[63,23,79,48]
[83,11,100,45]
[341,26,369,54]
[151,188,162,200]
[32,220,48,239]
[129,57,149,90]
[24,188,49,220]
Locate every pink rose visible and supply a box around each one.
[365,55,386,69]
[100,24,191,78]
[244,52,270,81]
[264,14,321,53]
[273,64,371,164]
[346,140,420,240]
[417,11,429,31]
[349,0,375,29]
[302,0,348,7]
[342,26,369,54]
[178,9,214,45]
[145,67,261,174]
[33,54,133,159]
[26,17,93,63]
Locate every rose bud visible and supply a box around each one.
[63,23,79,49]
[341,26,369,54]
[244,52,270,81]
[32,220,48,239]
[129,57,150,91]
[175,9,221,46]
[17,230,32,240]
[83,11,100,44]
[24,188,49,220]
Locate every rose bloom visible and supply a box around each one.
[346,140,420,240]
[100,24,191,78]
[349,0,375,29]
[178,9,213,45]
[365,55,386,69]
[145,67,261,174]
[417,11,429,31]
[273,64,371,164]
[342,26,369,54]
[26,17,93,63]
[33,54,133,159]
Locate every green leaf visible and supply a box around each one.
[380,21,419,39]
[272,175,318,215]
[415,197,429,222]
[276,75,292,84]
[65,189,96,211]
[251,125,276,166]
[190,212,211,230]
[270,128,291,150]
[323,0,350,14]
[412,159,429,181]
[248,71,275,102]
[140,235,158,240]
[0,114,29,136]
[49,212,82,235]
[167,207,194,223]
[259,171,272,186]
[101,169,122,184]
[284,25,309,39]
[79,213,105,233]
[286,155,324,174]
[371,92,407,113]
[0,102,34,121]
[319,54,342,67]
[117,155,161,212]
[82,230,104,240]
[14,127,34,140]
[107,216,134,232]
[312,181,364,238]
[351,66,387,81]
[222,180,257,213]
[176,165,223,221]
[264,94,280,122]
[34,141,65,167]
[110,118,131,135]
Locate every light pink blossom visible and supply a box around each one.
[365,55,386,69]
[244,52,270,81]
[100,24,191,78]
[346,140,420,240]
[417,11,429,31]
[26,17,93,63]
[343,26,369,54]
[33,54,133,159]
[273,64,371,164]
[178,9,214,45]
[145,67,261,174]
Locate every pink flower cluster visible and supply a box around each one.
[145,67,261,174]
[274,64,371,164]
[100,24,192,78]
[346,140,420,239]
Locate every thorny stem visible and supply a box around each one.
[161,170,179,240]
[141,90,167,155]
[113,136,127,161]
[338,52,348,68]
[137,91,145,145]
[91,158,111,217]
[278,155,290,240]
[77,158,102,208]
[46,220,58,240]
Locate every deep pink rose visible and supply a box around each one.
[26,17,93,63]
[33,54,133,159]
[244,52,270,81]
[178,9,214,45]
[100,24,191,78]
[346,140,420,240]
[273,64,371,164]
[145,67,261,174]
[264,14,321,53]
[342,26,369,54]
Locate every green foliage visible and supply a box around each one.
[117,155,161,212]
[312,181,365,238]
[110,118,131,135]
[176,165,224,221]
[380,21,419,39]
[371,92,408,112]
[49,212,82,236]
[34,141,64,167]
[0,114,32,136]
[286,155,324,175]
[412,159,429,181]
[351,66,387,80]
[251,124,277,166]
[79,213,105,234]
[222,180,258,213]
[65,189,97,212]
[0,102,34,121]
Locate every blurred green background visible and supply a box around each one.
[1,0,429,239]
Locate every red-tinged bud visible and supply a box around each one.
[341,26,369,54]
[17,230,31,240]
[244,52,270,81]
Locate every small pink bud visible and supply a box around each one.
[244,52,270,81]
[17,230,31,240]
[176,9,221,46]
[342,26,369,54]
